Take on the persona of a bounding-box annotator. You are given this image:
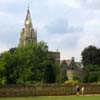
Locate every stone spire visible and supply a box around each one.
[19,8,37,47]
[25,8,32,27]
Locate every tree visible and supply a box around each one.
[0,41,60,84]
[83,73,98,83]
[0,42,48,84]
[97,73,100,82]
[0,52,9,85]
[83,65,100,83]
[81,45,99,66]
[43,63,56,83]
[60,60,68,83]
[83,64,100,72]
[81,45,100,83]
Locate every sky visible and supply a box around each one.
[0,0,100,61]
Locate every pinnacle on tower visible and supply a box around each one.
[25,8,32,27]
[19,8,37,47]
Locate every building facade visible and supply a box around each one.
[19,8,37,47]
[61,57,82,80]
[19,8,60,64]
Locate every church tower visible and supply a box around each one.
[19,8,37,47]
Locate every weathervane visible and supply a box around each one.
[25,0,32,9]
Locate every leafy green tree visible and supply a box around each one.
[43,64,56,83]
[83,65,100,83]
[83,73,98,83]
[81,45,100,66]
[97,73,100,82]
[0,41,60,84]
[0,42,49,84]
[88,73,98,83]
[0,51,11,85]
[73,76,81,82]
[83,64,100,72]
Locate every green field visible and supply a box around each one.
[0,96,100,100]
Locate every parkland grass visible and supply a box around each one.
[0,96,100,100]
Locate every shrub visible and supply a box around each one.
[64,80,78,85]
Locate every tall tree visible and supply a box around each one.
[81,45,99,66]
[0,42,48,84]
[0,41,60,84]
[81,45,100,83]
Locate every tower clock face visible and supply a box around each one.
[26,20,30,24]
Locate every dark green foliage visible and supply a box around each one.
[88,73,98,83]
[83,64,100,72]
[73,76,80,82]
[81,45,100,66]
[97,73,100,81]
[0,42,59,84]
[62,76,68,82]
[60,60,69,83]
[83,65,100,83]
[82,45,100,83]
[83,73,98,83]
[83,74,89,83]
[60,70,68,83]
[43,64,56,83]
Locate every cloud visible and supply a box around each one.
[46,18,83,34]
[32,0,100,61]
[0,0,14,4]
[0,10,22,48]
[0,0,100,61]
[79,0,100,10]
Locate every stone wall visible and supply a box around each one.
[0,84,100,97]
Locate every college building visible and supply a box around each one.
[19,8,82,80]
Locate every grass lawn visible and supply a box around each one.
[0,96,100,100]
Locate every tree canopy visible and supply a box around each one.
[81,45,100,83]
[81,45,100,66]
[0,42,60,85]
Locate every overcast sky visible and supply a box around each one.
[0,0,100,61]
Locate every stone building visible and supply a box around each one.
[19,8,85,80]
[61,57,82,80]
[19,8,60,64]
[19,8,37,47]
